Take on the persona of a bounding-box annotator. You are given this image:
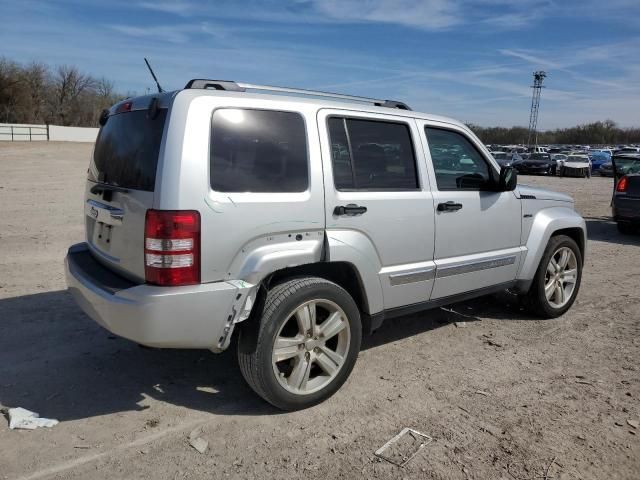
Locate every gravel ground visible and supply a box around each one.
[0,142,638,480]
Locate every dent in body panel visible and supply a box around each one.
[229,233,325,285]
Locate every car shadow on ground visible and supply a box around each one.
[585,216,640,246]
[0,288,538,421]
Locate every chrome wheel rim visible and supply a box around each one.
[544,247,578,309]
[272,299,350,395]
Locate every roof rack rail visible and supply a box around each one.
[184,79,412,110]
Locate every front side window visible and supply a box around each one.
[210,108,308,193]
[425,127,492,190]
[328,117,419,191]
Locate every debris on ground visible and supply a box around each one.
[482,334,503,348]
[475,390,491,396]
[189,437,208,454]
[7,407,59,430]
[374,428,432,467]
[188,426,208,454]
[627,420,638,429]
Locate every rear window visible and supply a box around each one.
[210,108,308,193]
[89,109,167,191]
[327,117,418,191]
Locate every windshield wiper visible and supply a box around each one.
[90,183,129,201]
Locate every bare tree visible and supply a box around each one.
[51,65,97,125]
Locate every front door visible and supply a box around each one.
[418,123,523,299]
[318,109,436,311]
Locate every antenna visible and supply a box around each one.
[144,58,164,93]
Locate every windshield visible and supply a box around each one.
[530,153,550,160]
[613,156,640,175]
[567,156,588,163]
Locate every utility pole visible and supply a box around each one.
[527,71,546,147]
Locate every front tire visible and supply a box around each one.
[524,235,582,318]
[238,277,362,411]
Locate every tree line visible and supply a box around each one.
[467,121,640,146]
[1,56,640,143]
[0,57,124,127]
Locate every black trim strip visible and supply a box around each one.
[362,281,516,334]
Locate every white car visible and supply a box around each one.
[560,155,591,178]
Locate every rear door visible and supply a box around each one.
[85,98,169,281]
[319,109,436,310]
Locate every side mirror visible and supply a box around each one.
[498,165,517,191]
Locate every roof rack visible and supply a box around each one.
[184,79,412,110]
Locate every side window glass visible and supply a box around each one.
[327,117,419,191]
[328,118,354,190]
[425,127,492,190]
[210,109,308,193]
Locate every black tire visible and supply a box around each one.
[617,222,633,234]
[237,277,361,411]
[523,235,582,318]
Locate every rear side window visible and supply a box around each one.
[90,109,167,191]
[210,109,308,193]
[328,117,418,190]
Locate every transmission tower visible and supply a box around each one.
[527,71,546,147]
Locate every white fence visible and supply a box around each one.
[0,123,99,143]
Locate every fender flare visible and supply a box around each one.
[325,230,384,314]
[517,206,586,288]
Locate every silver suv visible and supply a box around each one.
[65,80,586,410]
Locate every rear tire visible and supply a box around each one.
[237,277,361,411]
[524,235,582,318]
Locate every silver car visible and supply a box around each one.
[65,80,586,410]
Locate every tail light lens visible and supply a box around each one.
[616,176,628,193]
[144,210,200,286]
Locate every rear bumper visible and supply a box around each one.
[65,243,254,351]
[613,196,640,223]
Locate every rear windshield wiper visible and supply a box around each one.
[90,183,129,201]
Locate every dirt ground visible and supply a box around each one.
[1,142,638,480]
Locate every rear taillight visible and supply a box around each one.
[616,176,628,193]
[144,210,200,286]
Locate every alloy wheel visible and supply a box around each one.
[544,247,578,308]
[271,299,350,395]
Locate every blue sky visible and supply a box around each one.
[2,0,639,128]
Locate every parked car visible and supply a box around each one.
[589,151,611,172]
[611,154,640,233]
[551,153,568,168]
[64,79,586,410]
[513,153,557,175]
[559,155,591,178]
[490,151,510,166]
[599,162,615,177]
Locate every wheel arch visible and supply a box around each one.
[237,261,372,354]
[516,206,586,291]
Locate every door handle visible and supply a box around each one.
[334,204,367,216]
[437,201,463,212]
